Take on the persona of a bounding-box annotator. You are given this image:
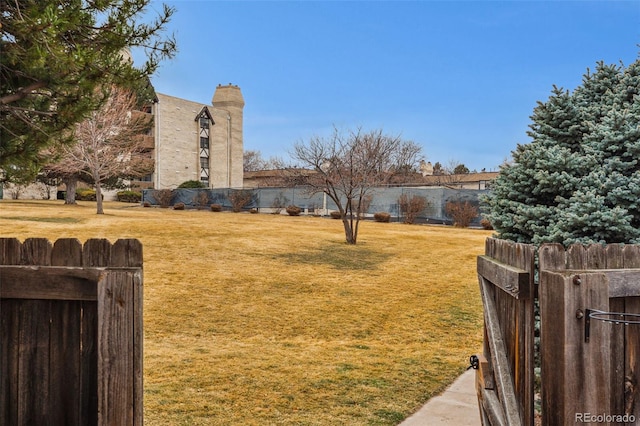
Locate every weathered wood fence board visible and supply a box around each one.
[478,238,640,426]
[539,243,640,426]
[0,238,143,426]
[476,238,535,426]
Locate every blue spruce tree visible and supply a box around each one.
[484,57,640,245]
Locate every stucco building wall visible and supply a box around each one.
[153,84,244,189]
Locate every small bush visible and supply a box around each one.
[445,201,479,228]
[210,204,223,212]
[480,218,494,230]
[286,205,301,216]
[143,201,151,207]
[329,211,342,220]
[229,189,254,213]
[153,189,174,208]
[76,188,97,201]
[173,202,185,210]
[374,212,391,223]
[398,194,428,224]
[178,180,206,189]
[117,190,141,203]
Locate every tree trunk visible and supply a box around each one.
[95,182,104,214]
[63,176,78,204]
[342,218,356,244]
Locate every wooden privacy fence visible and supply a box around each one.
[0,238,143,426]
[476,238,640,425]
[476,238,536,426]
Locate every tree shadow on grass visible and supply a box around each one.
[0,216,82,224]
[273,242,391,270]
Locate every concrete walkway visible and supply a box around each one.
[399,369,481,426]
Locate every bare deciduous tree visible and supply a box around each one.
[46,86,154,214]
[243,150,266,172]
[243,150,287,172]
[291,127,423,244]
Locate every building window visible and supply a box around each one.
[196,108,212,186]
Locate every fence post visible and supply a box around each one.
[540,270,611,425]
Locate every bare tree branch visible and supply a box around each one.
[291,126,423,244]
[45,85,154,213]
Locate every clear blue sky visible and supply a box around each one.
[139,0,639,172]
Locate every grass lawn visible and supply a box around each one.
[0,200,491,425]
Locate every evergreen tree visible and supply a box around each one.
[0,0,176,167]
[484,57,640,245]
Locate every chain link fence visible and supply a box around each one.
[142,186,490,225]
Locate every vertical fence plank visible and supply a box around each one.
[581,273,612,422]
[540,271,611,425]
[111,239,143,268]
[51,238,83,266]
[586,244,606,269]
[17,299,52,424]
[0,238,22,265]
[625,294,640,424]
[539,243,566,271]
[97,271,135,426]
[539,270,567,426]
[0,238,22,424]
[48,299,82,425]
[623,245,640,424]
[82,237,113,422]
[606,244,626,418]
[111,239,144,425]
[0,300,18,424]
[512,241,535,426]
[539,243,568,426]
[22,238,52,266]
[19,238,54,424]
[566,244,586,269]
[132,271,144,426]
[84,239,112,267]
[51,238,87,424]
[80,303,99,426]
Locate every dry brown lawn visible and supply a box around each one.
[0,200,491,425]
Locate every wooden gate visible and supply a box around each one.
[476,238,535,425]
[539,243,640,425]
[476,238,640,425]
[0,238,143,425]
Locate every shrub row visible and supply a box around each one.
[117,190,142,203]
[76,189,101,201]
[145,193,490,228]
